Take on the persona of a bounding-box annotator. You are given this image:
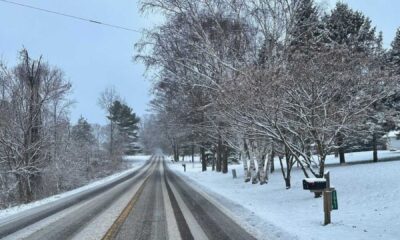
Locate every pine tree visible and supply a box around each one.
[323,3,378,164]
[71,117,96,178]
[71,116,95,145]
[324,2,376,54]
[389,28,400,74]
[108,101,140,154]
[289,0,321,53]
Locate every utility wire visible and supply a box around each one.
[0,0,142,33]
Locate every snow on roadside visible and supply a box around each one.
[0,155,151,220]
[324,150,400,164]
[123,155,152,161]
[169,151,400,240]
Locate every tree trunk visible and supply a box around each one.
[265,153,272,183]
[372,132,378,162]
[242,152,250,182]
[222,145,228,174]
[176,145,180,161]
[110,123,113,157]
[243,140,251,182]
[285,153,292,189]
[337,133,346,164]
[191,144,194,163]
[216,137,222,172]
[270,148,275,173]
[258,154,267,184]
[200,145,207,171]
[173,143,179,162]
[16,174,26,203]
[27,73,42,201]
[339,150,345,164]
[279,149,293,189]
[250,155,258,184]
[314,156,326,198]
[212,154,215,171]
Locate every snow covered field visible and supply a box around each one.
[168,151,400,240]
[0,155,151,220]
[324,150,400,164]
[168,150,400,167]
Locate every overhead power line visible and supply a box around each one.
[0,0,142,33]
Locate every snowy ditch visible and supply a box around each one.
[0,155,151,221]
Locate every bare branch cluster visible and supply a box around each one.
[137,0,399,189]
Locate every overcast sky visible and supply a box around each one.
[1,0,400,125]
[0,0,160,125]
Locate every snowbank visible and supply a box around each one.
[0,155,151,220]
[169,151,400,240]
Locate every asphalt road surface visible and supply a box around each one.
[0,156,257,240]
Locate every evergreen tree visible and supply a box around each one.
[389,28,400,74]
[324,2,376,53]
[323,3,379,164]
[71,116,96,178]
[108,101,140,154]
[71,116,95,145]
[289,0,321,53]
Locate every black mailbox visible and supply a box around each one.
[303,178,327,191]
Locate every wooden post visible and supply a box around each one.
[323,191,332,225]
[325,171,330,189]
[232,169,237,179]
[304,171,337,225]
[323,171,332,225]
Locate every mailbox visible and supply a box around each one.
[303,178,327,191]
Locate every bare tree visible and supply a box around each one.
[98,86,121,159]
[0,49,71,202]
[137,0,397,194]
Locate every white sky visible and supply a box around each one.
[0,0,161,124]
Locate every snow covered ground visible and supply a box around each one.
[0,155,151,220]
[168,151,400,240]
[168,150,400,168]
[324,150,400,164]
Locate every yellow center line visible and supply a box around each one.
[101,159,156,240]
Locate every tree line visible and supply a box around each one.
[0,50,140,207]
[137,0,400,190]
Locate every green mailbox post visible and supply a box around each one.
[332,190,338,210]
[303,171,338,225]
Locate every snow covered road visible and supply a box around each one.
[103,156,257,240]
[0,156,152,239]
[0,156,259,240]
